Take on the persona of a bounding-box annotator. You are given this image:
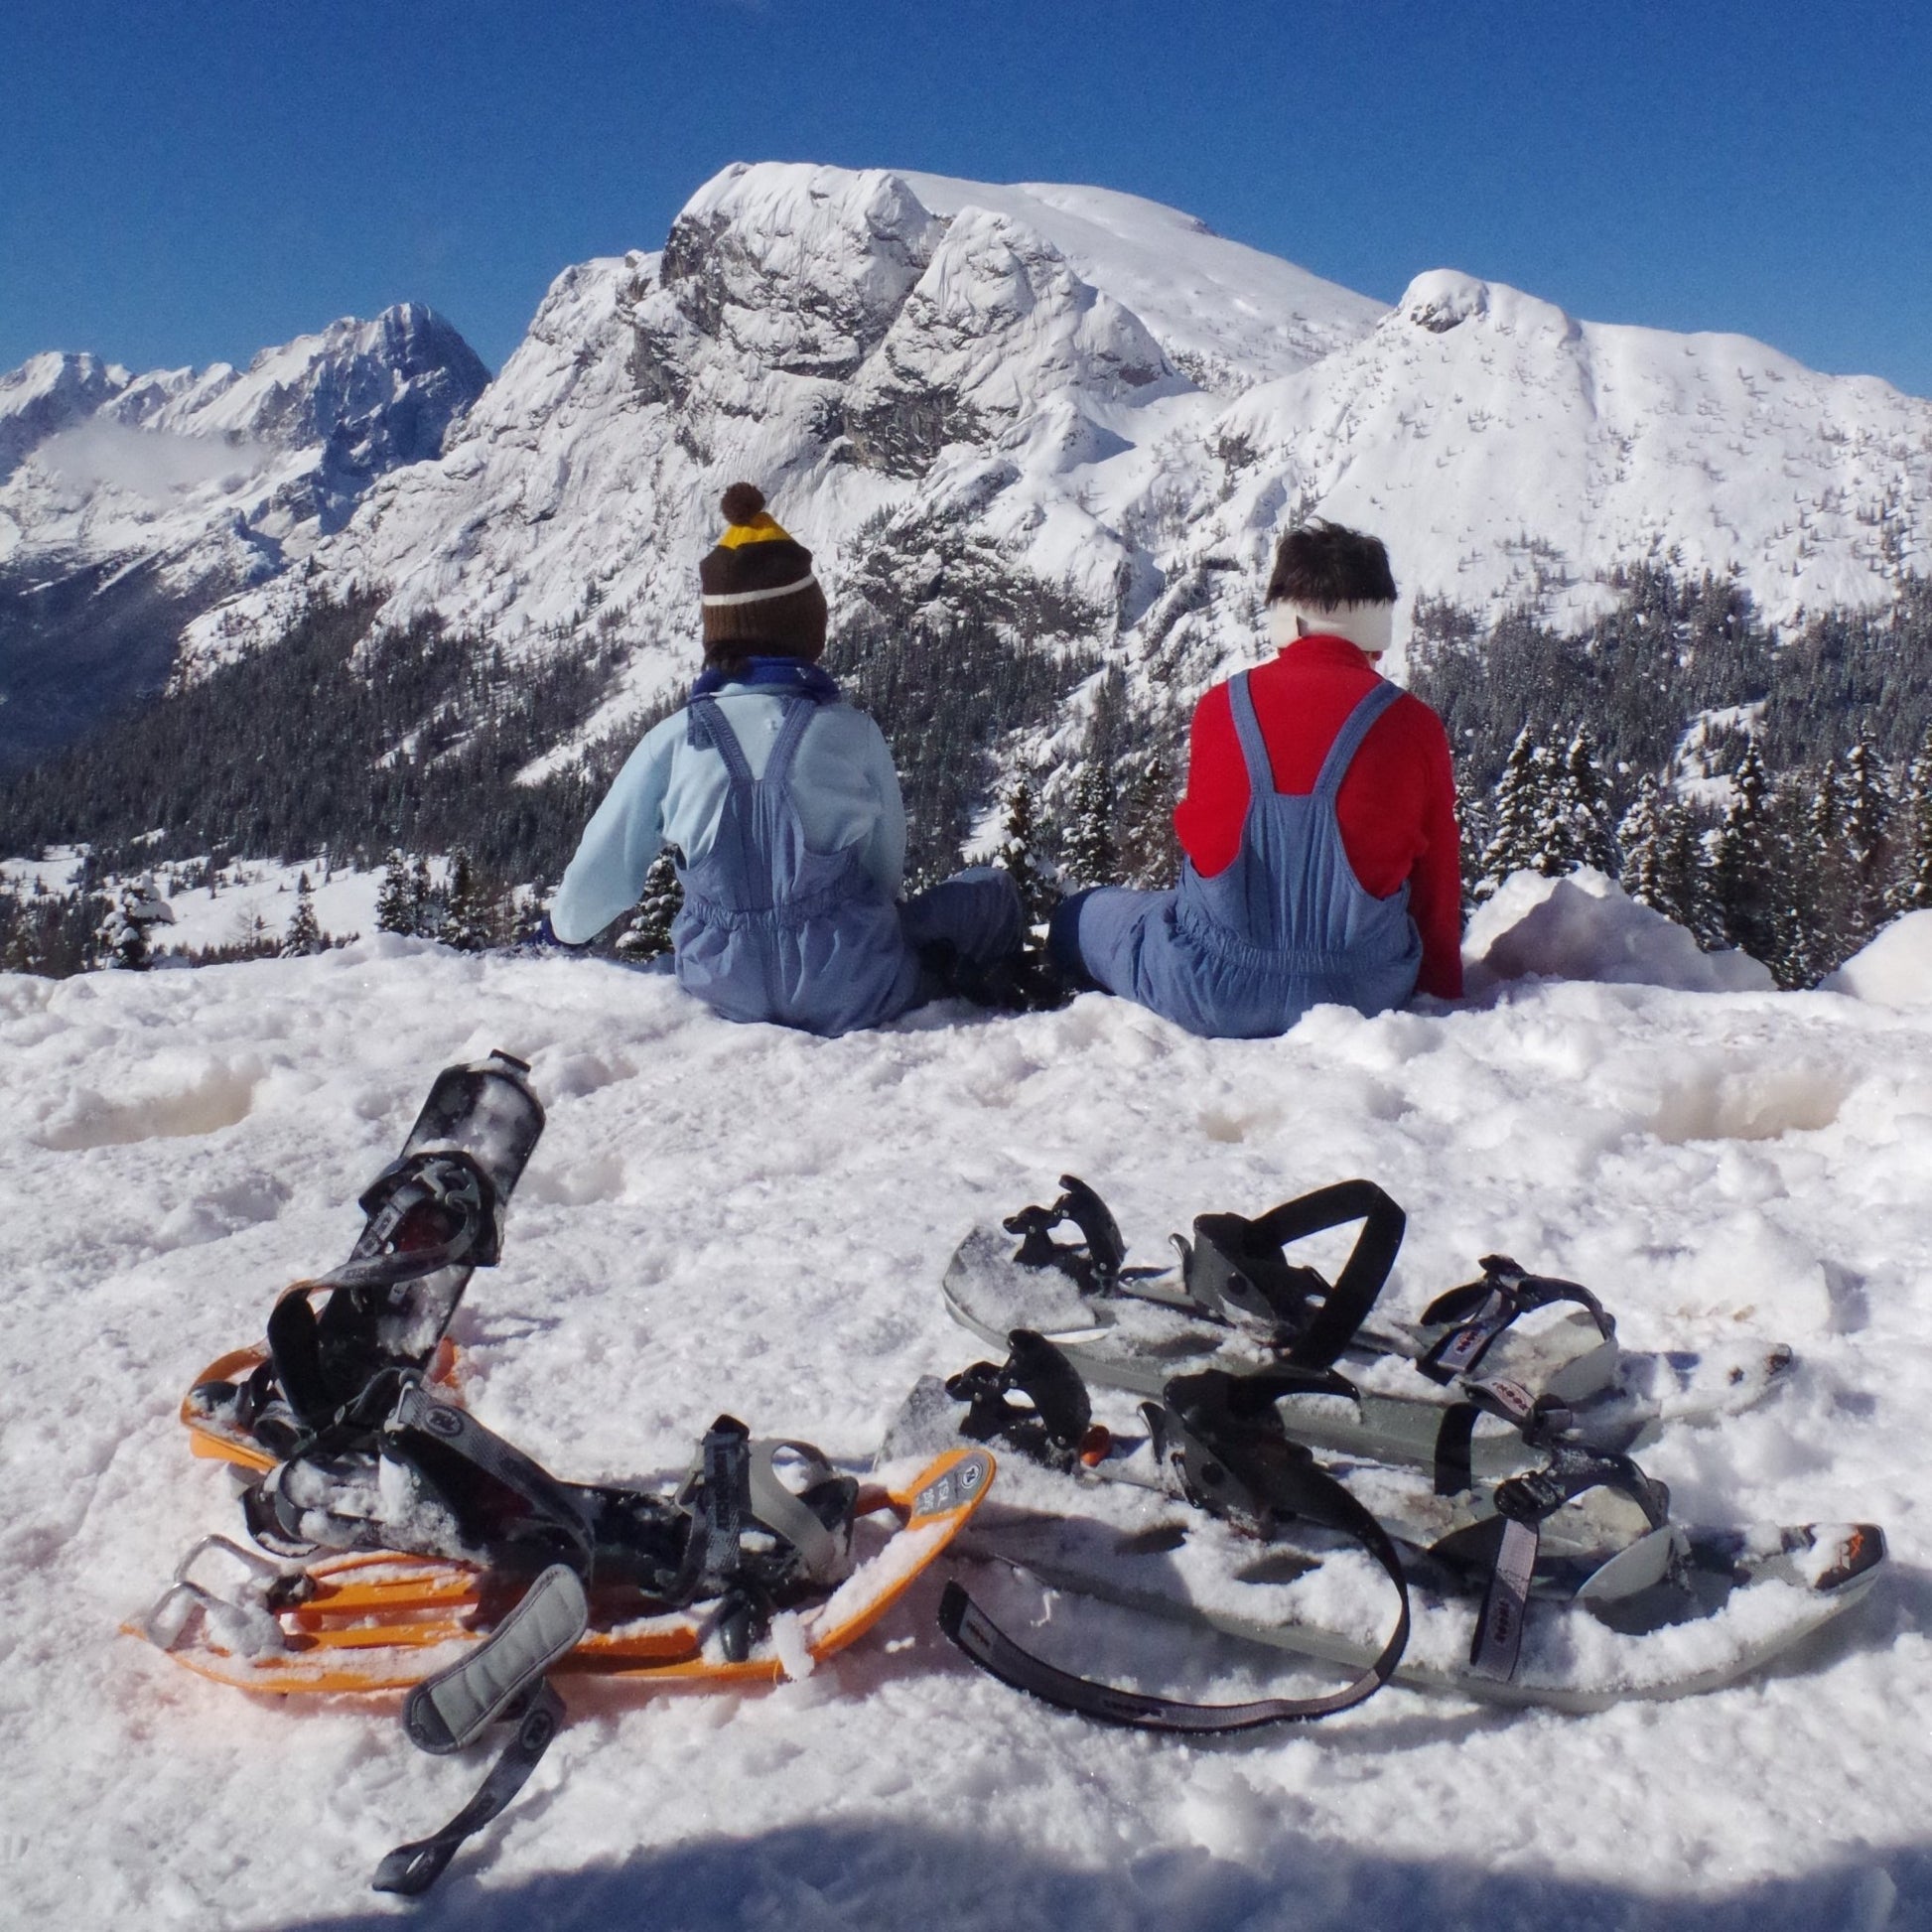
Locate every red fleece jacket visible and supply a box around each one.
[1172,634,1464,998]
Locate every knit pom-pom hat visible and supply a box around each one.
[698,483,828,662]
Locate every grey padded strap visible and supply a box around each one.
[1312,679,1403,799]
[747,1440,851,1587]
[404,1564,589,1754]
[1226,672,1276,793]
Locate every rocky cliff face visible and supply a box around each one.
[0,305,487,765]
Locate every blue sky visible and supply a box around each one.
[5,0,1929,396]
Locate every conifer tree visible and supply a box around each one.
[280,873,324,957]
[375,851,416,934]
[1560,727,1620,876]
[995,774,1060,926]
[1116,754,1178,890]
[1713,742,1797,977]
[441,849,493,952]
[1061,760,1118,889]
[94,876,176,971]
[1890,727,1932,913]
[1839,739,1893,938]
[616,851,682,960]
[1474,729,1548,898]
[411,855,438,939]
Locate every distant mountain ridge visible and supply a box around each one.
[0,304,487,766]
[4,160,1931,811]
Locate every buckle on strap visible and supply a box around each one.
[1419,1255,1615,1385]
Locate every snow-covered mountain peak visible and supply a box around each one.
[665,164,945,379]
[1396,270,1580,348]
[0,351,133,483]
[0,305,491,765]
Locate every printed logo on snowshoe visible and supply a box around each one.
[423,1404,465,1439]
[916,1454,987,1517]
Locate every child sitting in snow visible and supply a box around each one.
[547,483,1024,1035]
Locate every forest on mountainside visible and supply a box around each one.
[2,560,1930,986]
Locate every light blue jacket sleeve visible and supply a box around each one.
[549,712,681,944]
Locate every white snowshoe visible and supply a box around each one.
[944,1175,1794,1481]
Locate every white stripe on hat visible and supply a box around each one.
[700,573,820,609]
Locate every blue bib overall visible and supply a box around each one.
[1081,673,1424,1037]
[670,694,920,1036]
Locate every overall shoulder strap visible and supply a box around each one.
[685,696,755,780]
[759,697,819,789]
[1312,680,1403,800]
[1226,673,1276,793]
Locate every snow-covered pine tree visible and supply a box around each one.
[1474,729,1549,898]
[615,851,682,960]
[280,873,324,957]
[441,850,493,952]
[1713,741,1800,980]
[1116,754,1179,890]
[410,855,439,939]
[1453,769,1492,909]
[1839,740,1894,938]
[93,876,177,971]
[1561,727,1620,876]
[995,774,1060,927]
[1891,727,1932,913]
[1060,760,1118,889]
[375,851,415,934]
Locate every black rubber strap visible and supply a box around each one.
[1256,1182,1406,1369]
[1419,1255,1615,1385]
[1433,1403,1480,1497]
[939,1496,1410,1732]
[371,1681,564,1896]
[1184,1181,1405,1369]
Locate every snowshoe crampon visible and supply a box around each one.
[129,1444,995,1696]
[943,1173,1795,1478]
[908,1336,1884,1721]
[182,1049,545,1469]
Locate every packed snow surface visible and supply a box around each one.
[4,932,1932,1928]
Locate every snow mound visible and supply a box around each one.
[1823,909,1932,1010]
[1465,868,1775,994]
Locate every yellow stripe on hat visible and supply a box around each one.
[717,512,793,548]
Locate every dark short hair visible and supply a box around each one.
[1265,520,1396,607]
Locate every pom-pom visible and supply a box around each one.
[720,482,766,526]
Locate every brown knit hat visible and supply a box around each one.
[698,483,828,662]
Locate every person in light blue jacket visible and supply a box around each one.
[548,483,1023,1036]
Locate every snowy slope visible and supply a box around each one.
[4,919,1931,1927]
[174,160,1932,758]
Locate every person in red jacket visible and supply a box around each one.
[1048,520,1462,1036]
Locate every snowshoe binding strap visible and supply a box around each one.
[945,1329,1098,1471]
[1430,1376,1578,1497]
[1418,1255,1615,1386]
[672,1417,861,1655]
[372,1680,565,1897]
[1435,1429,1672,1681]
[939,1579,1400,1734]
[943,1366,1408,1732]
[1175,1179,1406,1369]
[1002,1175,1128,1291]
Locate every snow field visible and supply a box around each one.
[3,918,1931,1928]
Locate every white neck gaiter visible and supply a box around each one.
[1268,600,1396,657]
